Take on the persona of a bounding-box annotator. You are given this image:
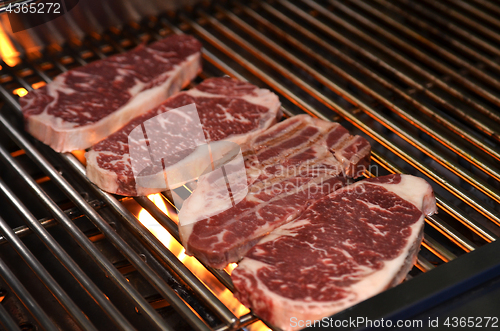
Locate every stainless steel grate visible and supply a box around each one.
[0,0,499,330]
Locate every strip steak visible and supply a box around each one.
[179,115,371,268]
[232,174,437,331]
[21,35,202,152]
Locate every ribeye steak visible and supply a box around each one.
[231,174,437,331]
[86,77,281,196]
[178,115,371,268]
[21,35,202,152]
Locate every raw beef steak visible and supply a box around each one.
[86,77,281,196]
[232,174,437,331]
[21,35,202,152]
[178,115,371,268]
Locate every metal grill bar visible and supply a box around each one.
[375,0,500,61]
[0,257,58,330]
[421,0,500,44]
[325,0,500,112]
[348,0,500,90]
[395,0,500,58]
[0,218,57,246]
[291,0,500,134]
[0,302,22,331]
[0,211,98,331]
[422,234,457,263]
[0,178,135,331]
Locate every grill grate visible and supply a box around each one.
[0,0,499,330]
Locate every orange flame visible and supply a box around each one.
[32,81,47,89]
[13,88,28,97]
[71,150,87,166]
[138,193,270,331]
[0,24,20,67]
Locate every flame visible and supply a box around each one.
[32,81,47,89]
[225,263,238,275]
[71,150,87,166]
[0,24,20,67]
[137,194,270,330]
[13,88,28,97]
[148,193,168,214]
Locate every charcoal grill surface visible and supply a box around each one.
[0,0,500,330]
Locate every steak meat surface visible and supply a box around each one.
[179,115,371,268]
[231,174,437,331]
[21,35,202,152]
[86,77,281,196]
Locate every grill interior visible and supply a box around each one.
[0,0,500,330]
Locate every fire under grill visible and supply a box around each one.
[0,0,500,330]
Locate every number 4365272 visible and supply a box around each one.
[5,2,61,14]
[444,316,498,328]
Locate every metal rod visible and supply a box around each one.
[0,257,58,331]
[378,0,500,59]
[352,0,500,83]
[0,213,97,331]
[0,302,22,331]
[469,0,500,18]
[0,178,136,331]
[416,257,435,272]
[423,234,457,263]
[289,0,500,128]
[326,0,500,112]
[188,11,500,229]
[423,0,500,44]
[252,1,500,162]
[215,313,258,331]
[446,0,500,31]
[0,219,57,246]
